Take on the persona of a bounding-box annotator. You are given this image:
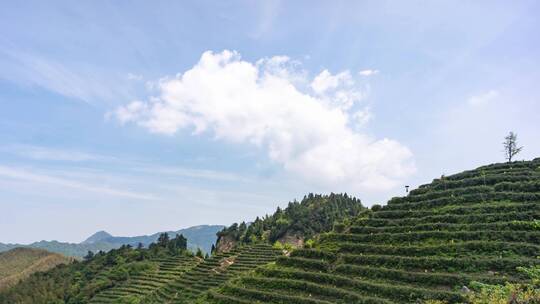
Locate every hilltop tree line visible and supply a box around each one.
[215,193,364,250]
[0,233,193,303]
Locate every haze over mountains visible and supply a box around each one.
[0,225,224,257]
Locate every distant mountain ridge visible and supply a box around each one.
[0,225,224,258]
[81,231,113,244]
[81,225,226,253]
[0,241,118,258]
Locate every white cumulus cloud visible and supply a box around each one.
[352,108,373,127]
[311,70,352,94]
[111,50,415,191]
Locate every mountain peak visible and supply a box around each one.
[81,230,113,244]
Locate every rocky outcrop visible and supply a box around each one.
[215,235,237,253]
[277,231,304,248]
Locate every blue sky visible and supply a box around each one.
[1,1,539,244]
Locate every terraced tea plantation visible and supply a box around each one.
[142,243,281,303]
[206,159,540,304]
[90,255,198,303]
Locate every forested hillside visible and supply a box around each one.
[205,158,540,303]
[215,193,364,252]
[0,248,72,291]
[0,234,196,303]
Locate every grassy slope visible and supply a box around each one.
[88,254,200,303]
[204,158,540,304]
[140,244,281,304]
[0,247,72,291]
[0,245,200,303]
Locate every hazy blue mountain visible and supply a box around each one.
[83,225,225,253]
[0,244,12,252]
[81,231,113,244]
[0,241,117,258]
[0,225,224,258]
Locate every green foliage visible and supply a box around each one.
[195,248,204,259]
[205,158,540,304]
[517,265,540,285]
[514,219,540,231]
[168,234,188,253]
[272,241,293,252]
[0,238,191,303]
[157,233,169,247]
[84,250,95,261]
[304,239,315,249]
[333,222,346,233]
[467,266,540,303]
[276,256,329,272]
[140,243,281,303]
[334,264,509,287]
[0,248,72,291]
[216,193,364,247]
[338,253,536,273]
[322,230,540,245]
[272,241,284,250]
[371,204,383,211]
[252,268,462,303]
[335,240,540,258]
[114,295,141,304]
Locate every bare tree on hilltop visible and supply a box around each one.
[503,131,523,162]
